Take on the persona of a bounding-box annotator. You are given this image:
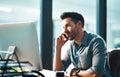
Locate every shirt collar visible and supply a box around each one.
[81,31,90,46]
[74,31,89,47]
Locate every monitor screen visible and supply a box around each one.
[0,21,42,71]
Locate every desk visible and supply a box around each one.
[40,69,56,77]
[40,69,77,77]
[0,69,76,77]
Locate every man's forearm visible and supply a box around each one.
[53,47,62,70]
[78,69,102,77]
[71,69,102,77]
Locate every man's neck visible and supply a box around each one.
[74,30,84,46]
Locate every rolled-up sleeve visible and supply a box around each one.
[90,37,107,75]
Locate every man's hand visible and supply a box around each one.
[55,33,68,48]
[53,33,68,71]
[70,68,77,76]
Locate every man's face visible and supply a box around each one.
[62,18,79,40]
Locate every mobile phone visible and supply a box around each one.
[63,34,68,39]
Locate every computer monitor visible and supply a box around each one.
[0,21,42,71]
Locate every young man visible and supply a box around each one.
[53,12,111,77]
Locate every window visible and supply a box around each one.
[107,0,120,49]
[52,0,97,51]
[0,0,40,23]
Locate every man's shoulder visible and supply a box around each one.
[86,32,106,45]
[88,32,103,40]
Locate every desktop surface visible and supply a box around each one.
[0,69,74,77]
[40,69,76,77]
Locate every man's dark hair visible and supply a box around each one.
[60,12,84,27]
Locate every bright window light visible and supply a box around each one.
[0,6,12,13]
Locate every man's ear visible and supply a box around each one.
[77,21,83,27]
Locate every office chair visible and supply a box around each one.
[109,49,120,77]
